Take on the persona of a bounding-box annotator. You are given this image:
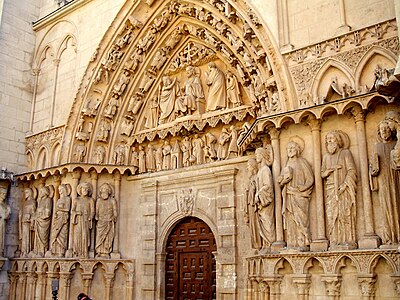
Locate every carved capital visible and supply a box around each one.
[32,68,41,76]
[292,275,311,296]
[259,280,269,293]
[104,273,115,287]
[53,58,61,67]
[321,275,342,297]
[307,118,321,131]
[358,275,376,297]
[392,276,400,296]
[72,169,82,180]
[268,127,280,140]
[59,272,73,287]
[351,106,365,123]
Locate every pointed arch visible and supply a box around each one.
[62,0,296,165]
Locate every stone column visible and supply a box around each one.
[358,275,376,300]
[8,272,18,300]
[89,170,98,258]
[46,272,58,300]
[66,169,82,257]
[321,275,342,300]
[337,0,351,33]
[292,275,311,300]
[259,280,269,300]
[308,118,329,251]
[15,273,27,300]
[277,0,293,51]
[35,271,47,300]
[50,58,61,128]
[125,271,134,300]
[265,275,282,300]
[156,252,167,299]
[351,107,381,248]
[111,172,121,258]
[29,68,40,133]
[391,275,400,297]
[59,272,72,300]
[25,273,37,300]
[269,128,285,250]
[104,273,115,300]
[82,273,93,296]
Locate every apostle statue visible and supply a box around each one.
[205,62,226,111]
[278,137,314,250]
[0,184,11,256]
[321,130,357,249]
[95,183,117,258]
[158,75,180,124]
[254,146,275,250]
[50,184,71,257]
[19,187,36,257]
[33,185,53,257]
[184,66,205,114]
[71,182,95,258]
[369,119,400,245]
[244,158,262,250]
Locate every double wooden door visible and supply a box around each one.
[165,217,216,300]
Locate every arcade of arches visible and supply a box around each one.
[0,0,400,299]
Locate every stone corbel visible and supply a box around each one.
[321,274,342,300]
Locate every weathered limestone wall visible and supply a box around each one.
[0,0,40,173]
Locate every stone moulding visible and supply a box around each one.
[16,163,134,181]
[238,92,392,150]
[283,19,398,66]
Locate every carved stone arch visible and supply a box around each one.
[355,46,397,91]
[274,257,294,274]
[334,255,361,274]
[303,257,326,274]
[55,34,78,60]
[62,0,296,165]
[158,210,218,253]
[51,142,61,167]
[319,105,340,120]
[26,150,35,170]
[311,59,355,104]
[340,101,364,116]
[37,146,49,170]
[368,254,398,274]
[34,45,55,69]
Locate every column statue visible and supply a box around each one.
[20,188,36,257]
[34,185,53,257]
[71,182,95,258]
[0,185,11,256]
[205,62,226,111]
[278,138,314,250]
[321,130,357,249]
[95,183,117,258]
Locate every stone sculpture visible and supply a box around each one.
[192,134,205,164]
[94,145,106,164]
[159,75,180,124]
[322,130,357,249]
[217,128,230,160]
[138,145,147,173]
[71,182,95,258]
[205,62,226,111]
[50,184,71,257]
[181,137,192,167]
[278,138,314,250]
[185,66,205,114]
[226,71,241,108]
[20,188,36,257]
[227,126,239,158]
[205,132,217,161]
[34,185,53,257]
[0,185,10,256]
[254,147,275,250]
[95,183,117,258]
[244,158,262,250]
[162,140,172,170]
[370,119,400,245]
[146,144,155,172]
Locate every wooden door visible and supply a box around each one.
[165,217,216,300]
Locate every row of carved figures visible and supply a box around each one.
[245,111,400,251]
[20,182,117,259]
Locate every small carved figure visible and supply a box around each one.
[125,48,143,71]
[0,185,11,256]
[74,143,87,162]
[244,158,262,250]
[158,75,180,124]
[150,48,168,74]
[138,146,147,173]
[217,128,230,160]
[181,137,192,167]
[227,126,239,158]
[205,132,217,161]
[94,145,106,164]
[121,118,135,136]
[138,72,155,95]
[50,184,71,257]
[97,119,112,143]
[34,185,53,257]
[146,144,156,172]
[113,142,129,165]
[226,71,241,108]
[137,29,156,52]
[71,182,95,258]
[113,70,130,96]
[369,120,400,245]
[162,140,172,170]
[145,96,160,129]
[131,146,139,170]
[185,66,205,114]
[205,62,226,111]
[82,96,101,117]
[104,94,120,119]
[127,94,143,118]
[155,146,163,171]
[20,188,36,257]
[178,189,195,216]
[278,138,314,250]
[255,147,275,249]
[95,183,117,258]
[192,134,205,164]
[322,130,357,249]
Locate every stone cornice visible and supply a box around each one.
[32,0,94,32]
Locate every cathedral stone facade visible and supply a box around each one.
[0,0,400,299]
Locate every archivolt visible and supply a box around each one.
[62,0,295,164]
